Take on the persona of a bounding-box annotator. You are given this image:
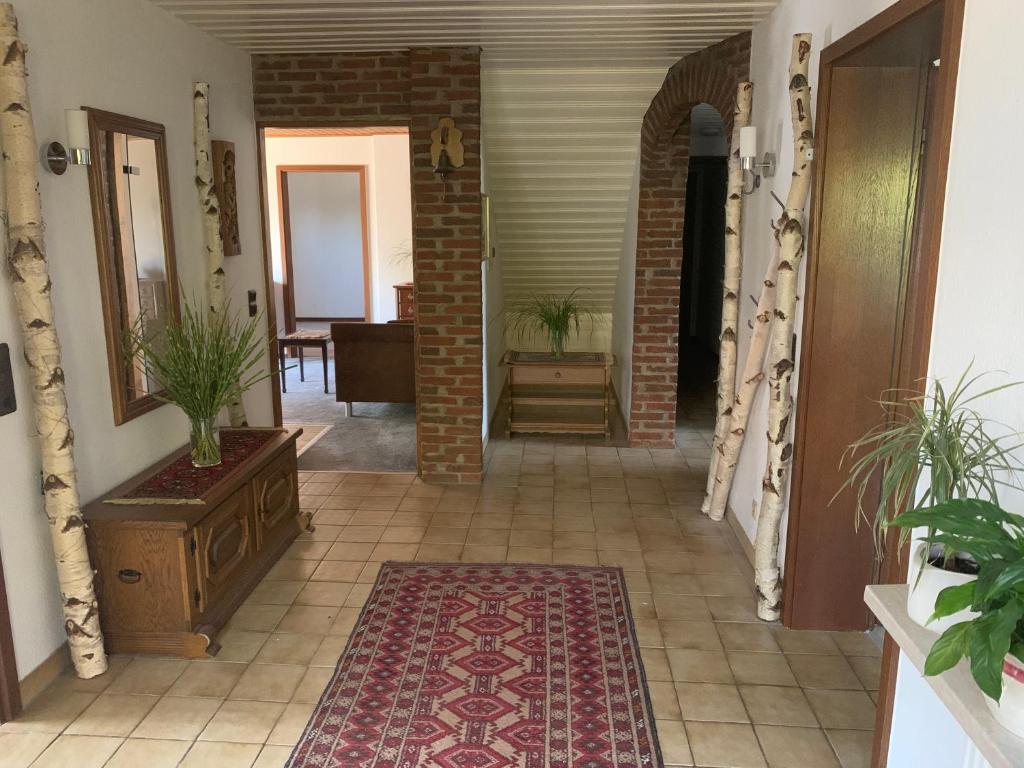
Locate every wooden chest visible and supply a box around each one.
[83,428,306,657]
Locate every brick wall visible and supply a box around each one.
[628,33,751,448]
[253,48,483,483]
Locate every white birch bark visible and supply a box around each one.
[0,3,107,678]
[193,81,247,426]
[706,242,780,521]
[754,33,815,621]
[702,80,753,516]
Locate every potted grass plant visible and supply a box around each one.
[889,499,1024,737]
[507,289,595,358]
[125,300,270,467]
[838,368,1022,631]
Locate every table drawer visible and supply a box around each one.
[512,365,605,386]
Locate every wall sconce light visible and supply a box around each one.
[430,117,464,196]
[739,125,775,194]
[43,109,91,175]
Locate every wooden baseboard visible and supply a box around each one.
[19,642,69,707]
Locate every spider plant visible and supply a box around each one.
[836,366,1023,568]
[506,289,595,358]
[125,300,272,467]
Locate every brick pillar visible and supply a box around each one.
[409,48,483,483]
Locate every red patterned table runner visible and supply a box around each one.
[116,429,278,502]
[288,562,661,768]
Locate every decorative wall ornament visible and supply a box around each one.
[211,140,240,257]
[430,116,464,179]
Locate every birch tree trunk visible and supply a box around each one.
[0,3,107,678]
[703,81,753,516]
[706,243,779,521]
[193,81,247,427]
[754,33,815,621]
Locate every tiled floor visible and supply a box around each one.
[0,430,880,768]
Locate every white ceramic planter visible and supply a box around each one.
[906,543,978,632]
[985,655,1024,738]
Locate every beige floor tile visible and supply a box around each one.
[379,526,427,543]
[329,607,362,635]
[277,605,338,634]
[284,541,331,560]
[666,649,733,684]
[508,530,553,548]
[294,581,353,607]
[552,548,598,565]
[199,700,285,743]
[786,654,862,690]
[755,725,841,767]
[825,729,873,768]
[462,545,508,562]
[311,560,365,581]
[180,740,262,767]
[830,632,882,657]
[45,656,131,696]
[416,543,464,560]
[656,719,692,765]
[654,595,711,621]
[552,516,596,533]
[506,547,553,563]
[226,604,288,633]
[659,620,722,651]
[229,664,306,702]
[106,659,187,696]
[641,648,673,682]
[324,541,377,561]
[293,667,334,703]
[256,633,324,666]
[466,528,510,546]
[131,696,222,740]
[345,583,373,607]
[739,685,817,727]
[167,661,246,699]
[64,693,156,737]
[359,562,383,583]
[772,628,840,655]
[686,721,766,768]
[253,744,296,768]
[0,691,96,734]
[716,623,780,653]
[310,635,349,667]
[847,655,881,691]
[728,652,797,687]
[675,682,748,723]
[29,734,122,767]
[634,618,664,648]
[105,737,191,768]
[0,732,55,767]
[267,701,317,745]
[804,690,876,730]
[648,681,682,721]
[706,595,759,622]
[598,550,646,569]
[648,573,702,596]
[209,630,269,663]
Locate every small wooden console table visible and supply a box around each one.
[83,428,307,657]
[278,330,330,394]
[502,351,614,438]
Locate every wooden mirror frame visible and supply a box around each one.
[85,107,180,425]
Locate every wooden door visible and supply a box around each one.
[194,486,253,612]
[783,65,930,630]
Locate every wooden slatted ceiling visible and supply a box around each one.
[152,1,773,311]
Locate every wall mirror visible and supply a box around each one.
[85,108,179,425]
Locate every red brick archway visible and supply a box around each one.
[628,33,751,447]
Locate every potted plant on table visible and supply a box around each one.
[507,289,596,359]
[889,499,1024,737]
[125,300,270,467]
[838,368,1022,631]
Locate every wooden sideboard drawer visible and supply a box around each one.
[252,449,298,551]
[511,365,605,386]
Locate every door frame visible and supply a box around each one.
[276,164,372,334]
[777,0,965,764]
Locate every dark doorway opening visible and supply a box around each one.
[676,104,728,441]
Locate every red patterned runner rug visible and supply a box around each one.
[288,562,662,768]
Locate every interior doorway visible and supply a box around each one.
[259,128,417,472]
[783,0,952,634]
[676,105,728,442]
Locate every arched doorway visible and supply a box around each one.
[627,33,750,448]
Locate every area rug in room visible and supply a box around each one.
[287,562,662,768]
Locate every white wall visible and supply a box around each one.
[0,0,269,679]
[263,134,413,327]
[287,171,365,318]
[889,1,1024,764]
[610,157,640,417]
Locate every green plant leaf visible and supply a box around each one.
[930,581,976,621]
[967,599,1024,701]
[924,621,971,676]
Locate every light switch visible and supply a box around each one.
[0,343,16,416]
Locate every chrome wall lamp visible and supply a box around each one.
[739,125,775,194]
[43,109,91,175]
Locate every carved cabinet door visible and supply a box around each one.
[193,486,253,612]
[253,451,298,552]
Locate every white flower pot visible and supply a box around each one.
[906,543,978,633]
[986,656,1024,738]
